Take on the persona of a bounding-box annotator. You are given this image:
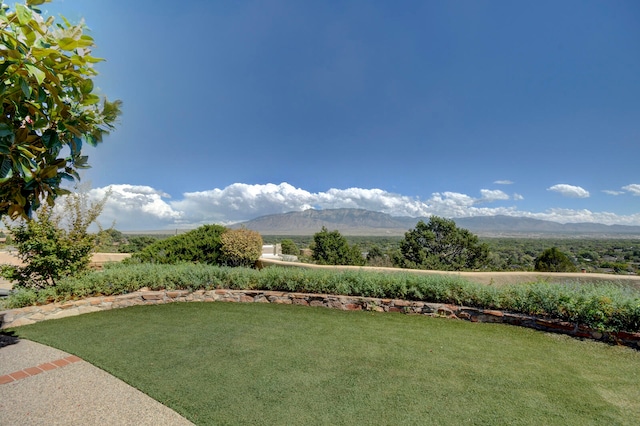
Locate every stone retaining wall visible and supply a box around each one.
[1,289,639,349]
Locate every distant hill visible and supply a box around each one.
[232,209,640,237]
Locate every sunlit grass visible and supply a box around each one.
[11,302,640,425]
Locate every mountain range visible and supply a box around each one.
[233,208,640,237]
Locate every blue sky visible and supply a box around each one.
[42,0,639,230]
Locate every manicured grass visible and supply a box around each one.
[11,302,640,425]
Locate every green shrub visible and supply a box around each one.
[311,227,365,266]
[280,239,299,255]
[4,263,640,333]
[118,236,160,253]
[4,288,37,308]
[220,228,263,267]
[128,225,227,264]
[1,192,106,289]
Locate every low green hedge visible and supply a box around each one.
[3,263,640,333]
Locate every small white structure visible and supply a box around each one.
[261,244,282,259]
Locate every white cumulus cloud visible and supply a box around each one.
[89,184,183,230]
[77,181,640,230]
[623,184,640,196]
[479,189,510,202]
[547,184,590,198]
[171,182,316,225]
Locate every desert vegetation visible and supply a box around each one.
[3,262,640,333]
[263,234,640,274]
[1,191,108,288]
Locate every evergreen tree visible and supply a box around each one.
[534,247,578,272]
[397,216,489,270]
[311,226,364,266]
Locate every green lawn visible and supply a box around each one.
[10,302,640,425]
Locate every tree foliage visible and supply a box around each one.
[280,239,299,256]
[128,225,227,265]
[0,0,121,218]
[534,247,578,272]
[1,190,107,288]
[118,235,159,253]
[220,228,263,267]
[127,226,264,268]
[311,226,365,266]
[397,216,489,271]
[94,228,125,252]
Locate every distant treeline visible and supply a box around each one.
[261,235,640,274]
[76,230,640,275]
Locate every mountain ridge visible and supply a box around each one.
[232,208,640,237]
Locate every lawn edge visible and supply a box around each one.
[2,288,639,350]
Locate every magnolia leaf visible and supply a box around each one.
[58,37,78,51]
[60,15,72,28]
[17,146,36,159]
[70,136,82,155]
[84,56,104,64]
[0,2,121,218]
[81,93,100,105]
[20,161,33,180]
[20,78,31,98]
[59,172,75,181]
[63,123,82,137]
[25,64,46,85]
[84,133,96,147]
[0,158,12,178]
[0,170,13,184]
[40,165,59,179]
[0,123,13,137]
[15,4,32,25]
[0,143,10,155]
[21,24,37,45]
[80,78,93,94]
[42,130,59,149]
[0,61,12,76]
[70,55,85,66]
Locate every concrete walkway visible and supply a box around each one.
[0,336,193,425]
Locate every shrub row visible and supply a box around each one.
[3,263,640,333]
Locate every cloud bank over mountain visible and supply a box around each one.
[81,182,640,230]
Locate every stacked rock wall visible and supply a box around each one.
[1,289,638,349]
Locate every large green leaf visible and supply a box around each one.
[0,157,12,179]
[20,78,31,98]
[25,64,46,85]
[0,123,13,138]
[0,61,12,76]
[0,2,121,218]
[15,4,32,25]
[80,79,93,94]
[58,37,78,51]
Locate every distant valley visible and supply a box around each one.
[233,208,640,237]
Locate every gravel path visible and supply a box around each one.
[0,338,193,425]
